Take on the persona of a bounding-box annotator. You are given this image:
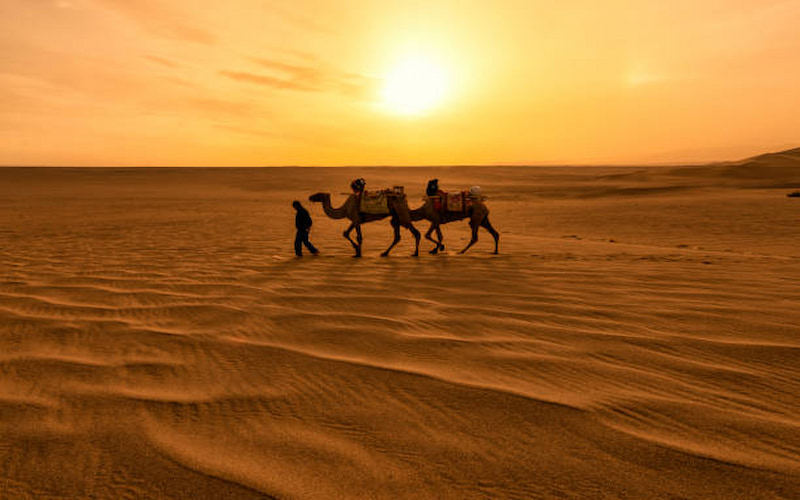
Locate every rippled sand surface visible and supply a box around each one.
[1,161,799,498]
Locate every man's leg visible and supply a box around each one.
[301,230,318,254]
[294,231,303,256]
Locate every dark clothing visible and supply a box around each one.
[426,179,439,197]
[295,206,313,230]
[293,204,317,256]
[295,229,318,256]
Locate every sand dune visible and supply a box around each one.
[1,154,799,498]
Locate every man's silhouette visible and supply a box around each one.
[293,201,318,257]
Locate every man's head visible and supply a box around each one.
[292,201,302,210]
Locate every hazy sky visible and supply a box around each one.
[1,0,799,166]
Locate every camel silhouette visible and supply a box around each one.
[309,191,420,257]
[410,187,499,254]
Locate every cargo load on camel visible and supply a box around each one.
[427,186,483,214]
[446,191,469,212]
[359,186,405,215]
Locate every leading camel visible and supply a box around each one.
[410,185,499,255]
[308,191,420,257]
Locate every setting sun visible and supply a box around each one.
[381,56,448,116]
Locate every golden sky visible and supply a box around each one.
[1,0,799,166]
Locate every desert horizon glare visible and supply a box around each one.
[2,0,800,166]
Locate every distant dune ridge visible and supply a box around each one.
[676,146,800,186]
[0,149,799,498]
[596,146,800,190]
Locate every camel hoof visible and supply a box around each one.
[411,253,419,257]
[380,252,389,258]
[429,249,438,255]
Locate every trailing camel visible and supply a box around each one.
[410,181,499,255]
[309,184,420,257]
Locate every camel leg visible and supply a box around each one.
[426,224,445,254]
[355,224,364,257]
[344,222,362,257]
[481,217,500,254]
[381,219,402,257]
[425,225,440,254]
[459,222,480,254]
[403,222,420,257]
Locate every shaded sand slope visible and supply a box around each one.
[1,157,799,498]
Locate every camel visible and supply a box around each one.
[410,188,499,255]
[308,191,420,257]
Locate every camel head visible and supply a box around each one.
[308,193,328,203]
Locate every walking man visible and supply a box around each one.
[293,201,319,257]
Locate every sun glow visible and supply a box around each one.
[381,56,448,116]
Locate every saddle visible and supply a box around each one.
[359,186,405,215]
[446,191,469,212]
[428,190,475,214]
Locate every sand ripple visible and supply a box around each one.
[1,166,799,498]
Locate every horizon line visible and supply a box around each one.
[5,145,794,169]
[0,160,724,169]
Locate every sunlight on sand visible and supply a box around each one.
[1,151,799,497]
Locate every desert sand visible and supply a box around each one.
[1,150,799,498]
